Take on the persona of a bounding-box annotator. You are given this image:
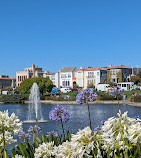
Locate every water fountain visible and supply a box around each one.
[24,83,47,123]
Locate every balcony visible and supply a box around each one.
[86,76,95,79]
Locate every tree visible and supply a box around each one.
[130,75,141,84]
[117,70,122,82]
[73,83,80,89]
[18,77,53,95]
[107,70,111,84]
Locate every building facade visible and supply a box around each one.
[60,67,76,88]
[74,68,85,88]
[107,65,132,84]
[75,65,133,89]
[16,64,45,87]
[0,75,16,89]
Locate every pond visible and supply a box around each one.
[0,103,141,135]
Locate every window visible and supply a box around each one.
[51,75,55,80]
[68,81,70,86]
[88,72,94,78]
[78,79,82,86]
[66,81,68,86]
[62,81,65,86]
[78,72,82,77]
[97,72,99,76]
[122,84,126,87]
[68,74,71,78]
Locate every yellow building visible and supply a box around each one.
[16,64,44,87]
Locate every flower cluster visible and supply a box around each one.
[35,127,96,158]
[98,110,141,153]
[34,141,54,158]
[19,131,31,140]
[13,154,25,158]
[109,89,122,98]
[46,131,58,138]
[0,131,17,146]
[28,125,41,134]
[49,105,70,122]
[93,120,105,133]
[76,89,98,104]
[0,110,22,146]
[34,110,141,158]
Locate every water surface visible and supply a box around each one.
[0,103,141,135]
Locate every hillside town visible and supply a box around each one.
[0,64,141,92]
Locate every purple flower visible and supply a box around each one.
[49,105,71,122]
[100,120,105,126]
[76,90,98,104]
[46,131,58,138]
[93,126,101,132]
[19,132,31,140]
[28,125,41,134]
[109,89,121,98]
[93,120,105,133]
[133,116,141,120]
[109,92,114,97]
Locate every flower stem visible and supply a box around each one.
[118,96,120,111]
[2,125,7,158]
[87,103,92,130]
[33,133,35,143]
[60,118,65,139]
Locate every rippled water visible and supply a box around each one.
[0,103,141,154]
[0,103,141,135]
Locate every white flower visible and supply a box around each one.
[34,142,54,158]
[54,141,74,158]
[54,127,95,158]
[97,110,141,151]
[0,131,17,147]
[0,110,22,147]
[71,126,94,157]
[13,154,25,158]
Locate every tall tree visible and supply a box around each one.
[18,77,53,95]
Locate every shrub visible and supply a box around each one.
[134,95,141,102]
[0,94,25,104]
[99,93,123,100]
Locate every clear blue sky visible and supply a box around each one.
[0,0,141,77]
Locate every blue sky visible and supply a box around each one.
[0,0,141,77]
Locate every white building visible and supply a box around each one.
[85,68,107,89]
[60,67,76,88]
[43,72,60,88]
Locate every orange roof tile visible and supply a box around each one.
[107,66,132,69]
[75,65,132,72]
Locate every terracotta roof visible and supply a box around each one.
[76,65,132,72]
[85,67,107,71]
[75,69,85,72]
[107,66,132,69]
[60,67,76,72]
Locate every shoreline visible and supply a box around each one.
[0,100,141,107]
[25,100,141,107]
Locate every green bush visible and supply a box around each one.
[21,94,29,100]
[0,94,25,104]
[18,77,53,95]
[99,94,123,101]
[133,95,141,102]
